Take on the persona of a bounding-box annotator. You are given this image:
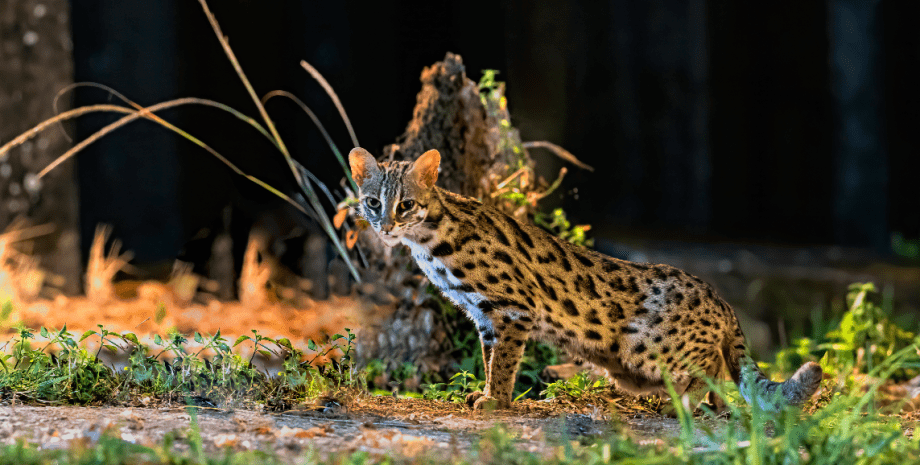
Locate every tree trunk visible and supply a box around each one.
[0,0,80,297]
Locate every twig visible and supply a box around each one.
[523,141,594,171]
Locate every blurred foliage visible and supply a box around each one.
[771,282,919,382]
[892,232,920,261]
[535,208,594,248]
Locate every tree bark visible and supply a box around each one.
[0,0,80,296]
[356,53,534,375]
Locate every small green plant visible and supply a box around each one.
[541,370,608,400]
[423,370,484,403]
[535,208,594,248]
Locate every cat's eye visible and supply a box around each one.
[365,198,381,209]
[398,200,415,211]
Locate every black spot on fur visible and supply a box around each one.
[573,252,594,267]
[493,251,514,265]
[585,330,602,340]
[623,326,639,334]
[628,277,640,293]
[463,262,476,270]
[548,239,572,272]
[455,233,482,251]
[478,301,495,313]
[431,242,454,257]
[602,260,621,273]
[652,286,661,295]
[606,302,625,320]
[651,315,664,326]
[515,243,533,262]
[451,268,466,279]
[478,213,510,246]
[610,342,620,352]
[574,274,602,299]
[505,219,534,249]
[634,343,647,354]
[451,284,474,292]
[562,299,579,317]
[486,274,499,284]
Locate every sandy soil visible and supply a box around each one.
[0,396,686,461]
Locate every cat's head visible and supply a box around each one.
[348,147,440,246]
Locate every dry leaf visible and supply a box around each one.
[212,434,239,448]
[333,208,349,229]
[346,230,359,249]
[254,426,274,435]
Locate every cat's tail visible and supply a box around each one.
[724,335,823,411]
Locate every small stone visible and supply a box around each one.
[23,31,38,46]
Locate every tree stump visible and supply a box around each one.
[355,53,536,377]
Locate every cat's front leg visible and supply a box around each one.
[471,314,532,410]
[465,331,494,407]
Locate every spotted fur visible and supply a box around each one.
[349,147,823,412]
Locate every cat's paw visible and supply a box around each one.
[465,391,485,407]
[472,395,499,411]
[471,395,510,411]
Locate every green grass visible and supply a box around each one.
[0,315,363,408]
[0,282,918,463]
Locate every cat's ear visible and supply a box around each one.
[349,147,378,187]
[410,149,440,189]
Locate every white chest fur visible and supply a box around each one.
[404,240,494,333]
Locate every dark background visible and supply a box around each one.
[68,0,919,266]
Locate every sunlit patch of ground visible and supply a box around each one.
[0,395,684,461]
[0,226,363,359]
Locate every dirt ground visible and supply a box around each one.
[0,396,687,461]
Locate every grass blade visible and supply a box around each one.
[198,0,360,282]
[300,60,359,149]
[262,90,357,192]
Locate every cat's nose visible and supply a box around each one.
[380,223,394,233]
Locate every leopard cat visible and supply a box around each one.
[348,147,823,412]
